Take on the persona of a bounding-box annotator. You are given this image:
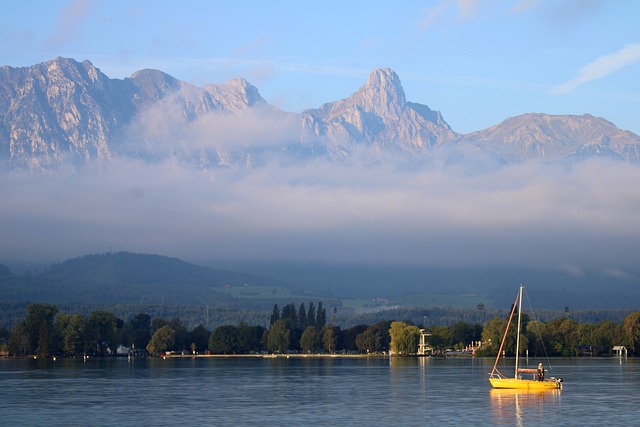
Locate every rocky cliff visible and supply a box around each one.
[1,57,639,170]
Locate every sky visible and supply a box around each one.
[1,0,640,293]
[1,0,639,135]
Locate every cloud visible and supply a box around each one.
[512,0,540,14]
[512,0,605,23]
[121,90,300,161]
[420,0,480,28]
[2,150,640,274]
[602,268,639,282]
[552,43,640,94]
[420,1,450,29]
[456,0,479,21]
[45,0,97,48]
[557,264,585,278]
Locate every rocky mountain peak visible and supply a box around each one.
[298,67,457,153]
[461,113,640,161]
[348,67,406,117]
[203,78,266,111]
[366,68,405,100]
[129,68,183,99]
[226,78,265,106]
[41,57,105,83]
[2,58,639,170]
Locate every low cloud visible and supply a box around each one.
[2,151,640,276]
[557,264,585,278]
[124,97,299,158]
[602,268,639,282]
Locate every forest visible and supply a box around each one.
[2,302,640,358]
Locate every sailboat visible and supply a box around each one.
[489,285,563,390]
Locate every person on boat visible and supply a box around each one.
[537,363,545,381]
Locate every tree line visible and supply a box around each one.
[2,302,640,358]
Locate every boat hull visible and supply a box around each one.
[490,377,561,390]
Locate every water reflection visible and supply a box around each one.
[490,389,561,426]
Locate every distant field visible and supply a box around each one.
[341,293,495,313]
[215,284,307,300]
[217,284,495,312]
[388,293,495,309]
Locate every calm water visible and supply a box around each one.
[1,356,639,426]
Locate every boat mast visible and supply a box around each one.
[514,285,523,378]
[490,290,519,377]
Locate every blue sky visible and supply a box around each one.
[2,0,639,135]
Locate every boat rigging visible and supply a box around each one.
[489,285,563,390]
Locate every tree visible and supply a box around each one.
[343,324,369,352]
[356,321,390,353]
[322,326,338,353]
[428,325,452,355]
[187,325,210,354]
[209,325,239,354]
[8,323,29,356]
[236,322,264,353]
[297,303,307,330]
[547,317,580,356]
[86,310,118,356]
[270,304,280,326]
[24,303,59,356]
[306,302,316,328]
[168,318,188,352]
[389,321,419,355]
[479,317,509,357]
[450,322,482,350]
[280,303,297,329]
[130,313,152,350]
[56,313,86,357]
[592,320,624,355]
[316,302,326,329]
[147,325,176,356]
[524,320,549,358]
[300,326,320,353]
[267,319,290,353]
[151,317,168,333]
[356,328,380,353]
[623,311,640,355]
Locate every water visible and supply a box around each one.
[1,356,639,426]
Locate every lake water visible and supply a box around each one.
[1,356,639,426]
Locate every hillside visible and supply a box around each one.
[0,252,286,307]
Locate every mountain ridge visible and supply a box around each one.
[2,251,639,311]
[0,251,285,307]
[461,112,640,162]
[1,57,640,170]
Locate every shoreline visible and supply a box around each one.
[162,353,390,359]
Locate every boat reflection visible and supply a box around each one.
[490,388,561,426]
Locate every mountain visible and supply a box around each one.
[42,251,269,287]
[0,57,281,170]
[299,68,460,158]
[4,252,636,314]
[1,57,640,170]
[461,113,640,162]
[0,252,284,306]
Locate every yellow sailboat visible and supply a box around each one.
[489,285,563,390]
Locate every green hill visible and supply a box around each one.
[1,252,284,307]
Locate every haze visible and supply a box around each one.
[2,143,639,277]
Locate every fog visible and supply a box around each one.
[2,154,639,279]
